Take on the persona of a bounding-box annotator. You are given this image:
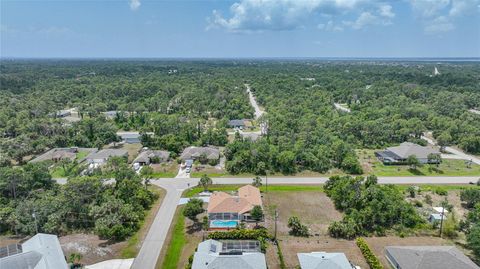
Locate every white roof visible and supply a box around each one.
[433,207,449,213]
[22,233,68,269]
[298,252,353,269]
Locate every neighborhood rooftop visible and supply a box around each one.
[180,146,220,161]
[297,252,354,269]
[86,149,128,160]
[385,246,479,269]
[192,239,267,269]
[133,150,170,164]
[0,233,68,269]
[29,147,97,163]
[208,185,262,215]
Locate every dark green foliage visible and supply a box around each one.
[325,175,424,238]
[356,238,384,269]
[467,224,480,258]
[183,198,204,221]
[460,189,480,208]
[0,158,156,239]
[208,228,271,240]
[251,205,263,225]
[198,174,212,191]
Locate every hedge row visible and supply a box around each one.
[208,228,271,240]
[355,238,383,269]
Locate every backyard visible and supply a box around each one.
[357,149,480,176]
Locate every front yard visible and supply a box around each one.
[357,149,480,176]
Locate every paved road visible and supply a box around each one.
[245,83,264,119]
[132,175,480,268]
[130,178,197,269]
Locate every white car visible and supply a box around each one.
[186,167,191,173]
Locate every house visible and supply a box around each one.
[86,149,128,166]
[385,246,479,269]
[55,110,71,118]
[29,147,97,163]
[180,146,220,163]
[375,142,440,164]
[0,233,68,269]
[207,185,262,229]
[192,239,267,269]
[228,119,246,129]
[297,252,355,269]
[133,149,170,166]
[117,131,154,144]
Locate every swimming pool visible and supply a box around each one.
[210,220,239,228]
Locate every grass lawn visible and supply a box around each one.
[151,163,179,178]
[120,185,166,258]
[157,208,186,269]
[184,184,324,198]
[357,149,480,176]
[75,151,89,160]
[50,166,66,178]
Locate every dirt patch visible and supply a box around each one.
[60,233,126,264]
[278,236,368,269]
[264,191,342,235]
[0,235,27,247]
[262,191,365,268]
[365,236,450,268]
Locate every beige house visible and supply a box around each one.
[207,185,262,229]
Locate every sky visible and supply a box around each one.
[1,0,479,58]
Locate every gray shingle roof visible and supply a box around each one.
[228,120,246,127]
[180,146,220,161]
[386,142,440,159]
[133,150,170,163]
[385,246,479,269]
[297,252,353,269]
[86,149,128,160]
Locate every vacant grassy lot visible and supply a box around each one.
[151,162,178,178]
[357,149,480,176]
[104,143,142,163]
[263,191,368,268]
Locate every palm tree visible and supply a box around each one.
[199,174,212,191]
[252,176,262,187]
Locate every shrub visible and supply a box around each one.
[435,188,448,196]
[406,186,416,198]
[183,198,204,221]
[287,216,309,237]
[413,200,423,207]
[424,194,433,205]
[460,189,480,208]
[208,228,271,240]
[356,238,383,269]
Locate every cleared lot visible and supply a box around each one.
[263,191,368,268]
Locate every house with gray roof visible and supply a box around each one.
[117,131,154,144]
[0,233,68,269]
[228,119,246,129]
[375,142,440,164]
[86,149,128,165]
[180,146,220,163]
[297,252,355,269]
[30,147,97,163]
[133,150,170,166]
[385,246,479,269]
[192,239,266,269]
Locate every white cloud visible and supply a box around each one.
[317,20,344,32]
[408,0,479,33]
[424,16,455,33]
[207,0,395,32]
[130,0,141,11]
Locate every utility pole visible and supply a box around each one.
[265,170,268,194]
[32,210,39,234]
[274,209,279,241]
[439,198,447,238]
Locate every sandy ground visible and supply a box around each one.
[262,191,366,268]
